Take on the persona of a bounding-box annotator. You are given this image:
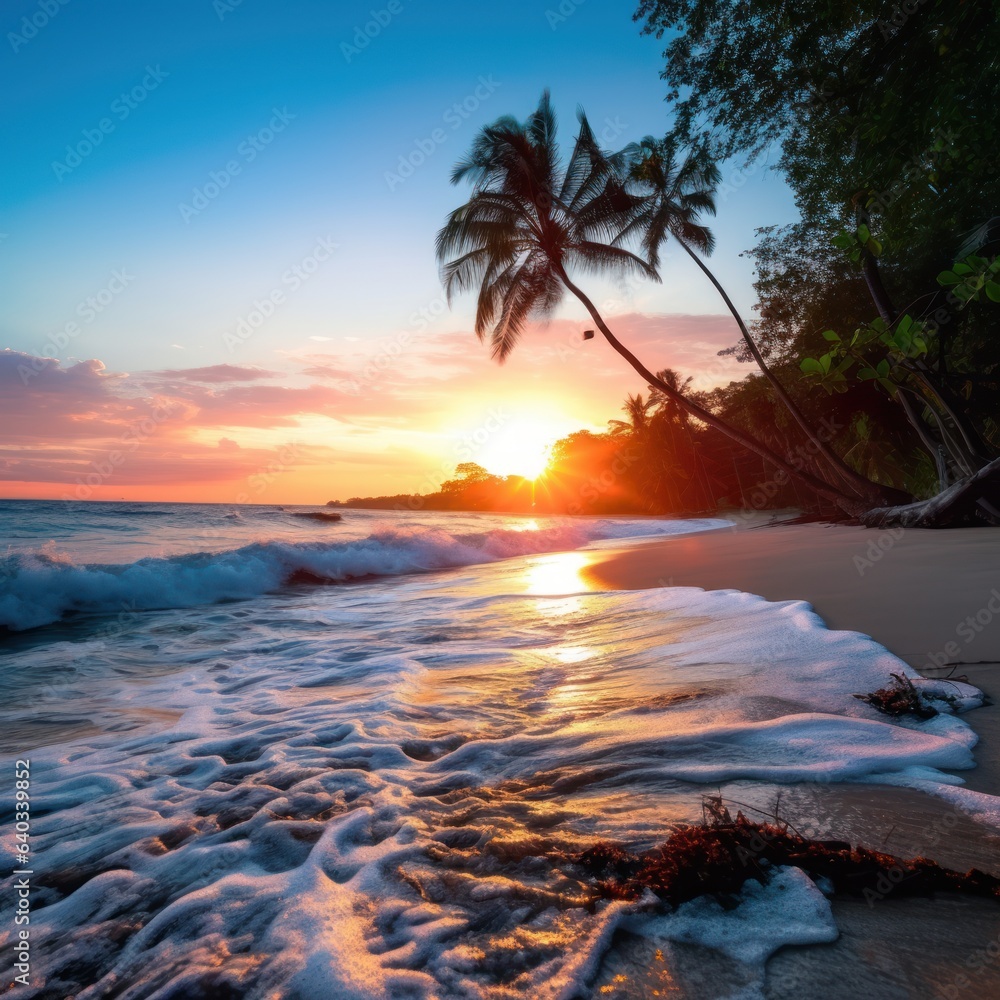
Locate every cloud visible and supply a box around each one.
[147,364,282,383]
[0,350,341,495]
[0,312,751,499]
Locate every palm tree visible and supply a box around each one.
[435,92,888,513]
[608,393,655,437]
[618,136,909,507]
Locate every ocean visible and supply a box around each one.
[0,500,992,998]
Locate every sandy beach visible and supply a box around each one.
[580,515,1000,998]
[584,514,1000,793]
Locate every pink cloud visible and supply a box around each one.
[147,364,282,383]
[0,312,753,499]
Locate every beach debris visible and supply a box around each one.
[566,796,1000,909]
[292,511,343,522]
[853,672,938,718]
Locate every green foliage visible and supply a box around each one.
[636,0,1000,487]
[832,225,882,265]
[937,255,1000,306]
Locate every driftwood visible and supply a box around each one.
[860,456,1000,528]
[567,800,1000,908]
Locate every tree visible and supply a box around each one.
[436,92,904,514]
[635,0,1000,524]
[608,393,656,437]
[618,135,905,505]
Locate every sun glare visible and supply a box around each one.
[476,418,562,480]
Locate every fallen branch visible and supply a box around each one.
[860,455,1000,528]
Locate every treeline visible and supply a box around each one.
[330,371,825,517]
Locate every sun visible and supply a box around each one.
[476,417,561,480]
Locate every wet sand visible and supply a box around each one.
[583,515,1000,793]
[582,515,1000,997]
[583,514,1000,670]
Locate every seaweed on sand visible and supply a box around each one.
[566,796,1000,908]
[853,672,938,718]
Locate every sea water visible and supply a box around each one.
[0,500,992,998]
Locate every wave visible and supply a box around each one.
[0,517,728,631]
[7,583,989,998]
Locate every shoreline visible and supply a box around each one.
[583,517,1000,797]
[583,514,1000,670]
[580,517,1000,996]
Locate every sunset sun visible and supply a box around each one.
[475,417,563,480]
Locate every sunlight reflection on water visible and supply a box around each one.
[524,552,591,612]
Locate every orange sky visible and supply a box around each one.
[1,313,747,504]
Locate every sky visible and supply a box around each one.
[0,0,798,503]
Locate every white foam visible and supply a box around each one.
[632,865,838,971]
[1,581,993,998]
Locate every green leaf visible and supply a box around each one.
[857,223,870,242]
[800,357,824,375]
[822,329,841,342]
[857,367,878,380]
[986,281,1000,303]
[876,358,891,377]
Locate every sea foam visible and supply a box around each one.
[1,575,992,998]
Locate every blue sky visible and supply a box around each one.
[2,0,796,366]
[1,0,800,500]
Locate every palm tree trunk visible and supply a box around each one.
[555,265,870,513]
[676,241,906,505]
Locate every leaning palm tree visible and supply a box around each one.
[435,92,887,513]
[617,135,908,507]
